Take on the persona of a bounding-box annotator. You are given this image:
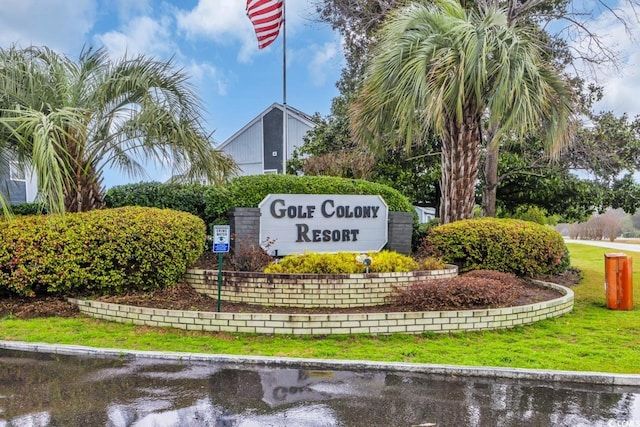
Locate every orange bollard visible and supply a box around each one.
[604,253,633,310]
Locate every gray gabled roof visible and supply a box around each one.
[218,103,316,150]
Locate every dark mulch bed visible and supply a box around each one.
[0,268,579,320]
[0,296,80,320]
[95,278,565,315]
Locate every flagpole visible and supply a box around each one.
[282,0,287,174]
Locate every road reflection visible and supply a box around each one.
[0,349,638,426]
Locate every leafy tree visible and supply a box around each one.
[493,109,640,221]
[289,95,440,206]
[495,142,601,222]
[566,112,640,185]
[313,0,401,93]
[315,0,640,90]
[315,0,640,219]
[351,0,573,223]
[0,46,236,214]
[287,95,375,179]
[371,143,441,207]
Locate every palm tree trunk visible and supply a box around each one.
[64,163,104,212]
[61,128,105,212]
[440,115,481,224]
[481,143,499,217]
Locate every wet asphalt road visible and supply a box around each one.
[1,347,639,427]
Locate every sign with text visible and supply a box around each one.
[259,194,388,255]
[213,225,230,253]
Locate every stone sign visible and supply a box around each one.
[258,194,389,255]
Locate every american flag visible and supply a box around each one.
[246,0,284,49]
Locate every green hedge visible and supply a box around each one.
[104,182,217,225]
[7,202,47,216]
[0,207,205,297]
[204,174,416,224]
[106,176,416,226]
[423,218,568,276]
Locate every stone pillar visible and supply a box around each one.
[227,208,260,253]
[387,212,414,255]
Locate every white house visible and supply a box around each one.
[0,157,38,204]
[219,103,316,175]
[414,206,437,223]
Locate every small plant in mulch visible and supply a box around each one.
[195,236,276,272]
[390,270,521,311]
[224,236,276,272]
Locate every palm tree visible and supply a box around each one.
[0,46,236,214]
[351,0,574,224]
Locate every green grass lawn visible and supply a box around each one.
[1,243,639,374]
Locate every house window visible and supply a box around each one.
[9,161,25,182]
[264,169,279,175]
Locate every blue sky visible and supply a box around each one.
[0,0,638,187]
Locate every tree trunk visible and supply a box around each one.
[64,164,105,212]
[481,143,499,217]
[61,132,105,212]
[439,114,481,224]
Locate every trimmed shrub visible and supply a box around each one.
[203,174,416,225]
[106,175,415,228]
[464,269,521,287]
[105,182,222,226]
[264,250,419,274]
[390,271,521,310]
[0,207,205,297]
[500,205,556,226]
[7,202,47,216]
[422,218,567,276]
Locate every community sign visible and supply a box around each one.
[259,194,389,255]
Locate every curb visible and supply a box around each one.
[2,340,639,387]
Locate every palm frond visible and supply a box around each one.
[0,45,238,212]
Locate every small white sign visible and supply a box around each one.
[259,194,388,255]
[213,225,230,253]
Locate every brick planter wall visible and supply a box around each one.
[68,280,574,335]
[184,267,458,308]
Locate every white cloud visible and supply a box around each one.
[175,0,256,62]
[308,42,339,86]
[111,0,152,21]
[175,0,321,63]
[285,0,319,32]
[94,15,176,59]
[186,61,228,96]
[0,0,96,54]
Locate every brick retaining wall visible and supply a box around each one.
[68,280,573,336]
[184,267,458,308]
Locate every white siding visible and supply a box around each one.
[25,167,38,202]
[287,115,313,154]
[223,121,262,164]
[238,162,264,175]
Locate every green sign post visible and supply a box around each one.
[212,225,230,312]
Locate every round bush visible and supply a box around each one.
[390,272,520,311]
[264,251,419,274]
[0,207,205,297]
[422,218,568,276]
